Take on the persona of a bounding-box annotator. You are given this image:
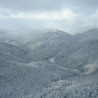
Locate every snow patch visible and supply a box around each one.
[84,64,97,74]
[49,57,55,63]
[29,42,43,50]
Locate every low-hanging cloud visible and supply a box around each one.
[0,0,98,33]
[0,8,76,21]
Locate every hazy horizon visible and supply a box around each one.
[0,0,98,33]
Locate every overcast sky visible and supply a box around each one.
[0,0,98,33]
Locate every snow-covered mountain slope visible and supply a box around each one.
[34,80,98,98]
[75,28,98,41]
[27,33,98,74]
[34,70,98,98]
[24,30,73,51]
[62,40,98,69]
[0,43,28,63]
[27,30,75,61]
[0,61,80,98]
[0,28,98,98]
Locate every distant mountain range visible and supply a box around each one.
[0,28,98,98]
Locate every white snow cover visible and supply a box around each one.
[85,64,97,74]
[49,57,55,63]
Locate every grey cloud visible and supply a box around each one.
[0,0,98,33]
[0,0,98,14]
